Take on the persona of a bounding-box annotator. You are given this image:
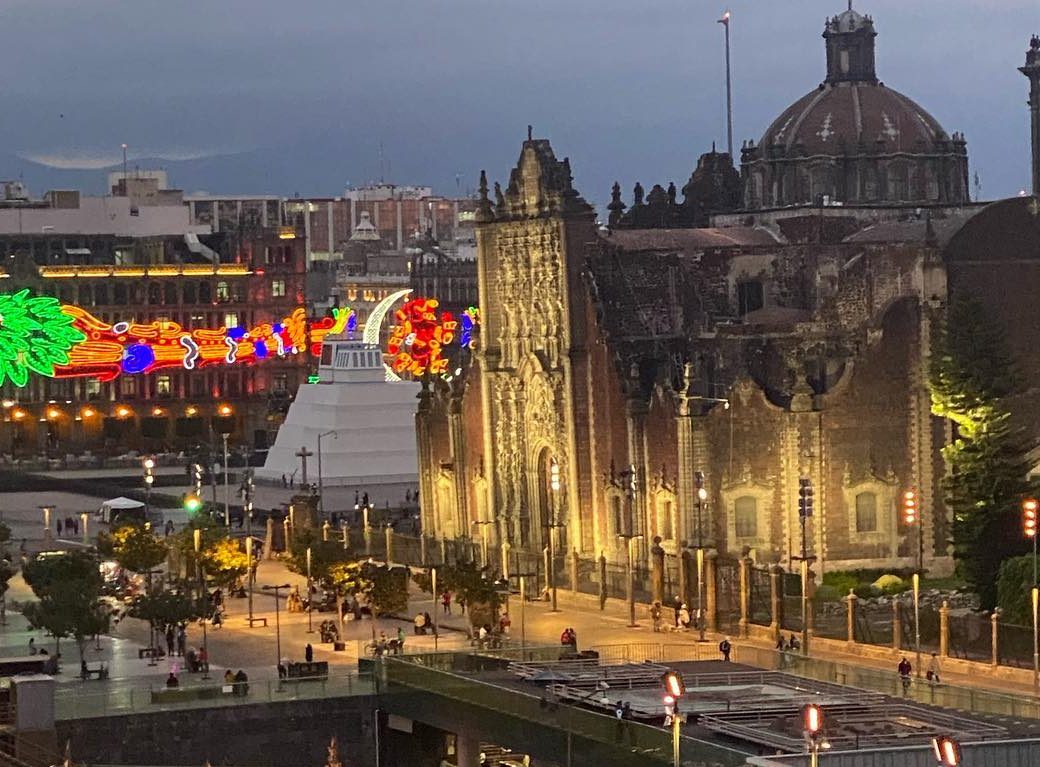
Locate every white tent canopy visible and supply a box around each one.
[98,496,145,522]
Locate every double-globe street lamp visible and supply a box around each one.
[1024,497,1039,691]
[262,583,292,681]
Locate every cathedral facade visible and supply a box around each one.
[416,9,1040,580]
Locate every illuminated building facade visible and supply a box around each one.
[0,186,308,455]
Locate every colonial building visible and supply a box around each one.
[414,7,1040,580]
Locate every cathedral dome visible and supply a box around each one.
[741,4,969,210]
[758,81,949,158]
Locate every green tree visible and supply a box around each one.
[930,296,1037,608]
[22,551,107,663]
[328,560,407,617]
[996,555,1035,625]
[285,529,349,584]
[199,538,249,588]
[129,581,209,641]
[412,561,504,629]
[105,523,169,577]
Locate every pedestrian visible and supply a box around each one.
[305,643,313,663]
[672,596,682,628]
[166,672,179,689]
[441,590,452,614]
[423,611,434,635]
[198,645,208,673]
[176,626,187,656]
[788,633,800,651]
[234,669,249,695]
[165,626,175,656]
[775,635,787,652]
[719,636,732,662]
[281,474,288,488]
[926,652,941,686]
[650,601,662,633]
[56,518,62,536]
[224,669,235,685]
[28,638,36,655]
[396,627,405,654]
[499,611,511,635]
[678,604,691,630]
[898,656,913,695]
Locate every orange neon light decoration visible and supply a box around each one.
[386,297,457,377]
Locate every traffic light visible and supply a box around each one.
[1024,499,1038,539]
[662,670,686,698]
[803,703,823,738]
[183,494,202,514]
[931,735,960,766]
[798,478,814,518]
[903,490,918,526]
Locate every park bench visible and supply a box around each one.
[285,661,328,680]
[150,685,234,704]
[80,663,108,681]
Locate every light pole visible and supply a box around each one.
[516,571,537,651]
[317,429,340,519]
[221,433,230,527]
[547,457,562,613]
[618,465,640,628]
[718,10,734,160]
[1024,498,1038,691]
[430,565,439,651]
[306,546,314,634]
[662,670,685,767]
[263,583,291,679]
[242,470,261,628]
[472,520,493,569]
[803,703,823,767]
[191,530,210,679]
[695,471,708,642]
[40,505,53,543]
[796,478,816,655]
[903,489,922,677]
[143,457,155,520]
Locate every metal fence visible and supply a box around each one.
[749,566,771,626]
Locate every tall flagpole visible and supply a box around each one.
[718,11,734,159]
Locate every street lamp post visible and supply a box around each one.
[306,546,314,634]
[143,457,155,519]
[903,489,922,677]
[242,470,262,628]
[472,520,493,569]
[317,430,339,519]
[718,11,734,160]
[40,505,53,543]
[1024,498,1038,691]
[431,565,439,651]
[796,478,816,656]
[191,531,209,679]
[694,471,708,642]
[662,671,686,767]
[515,571,537,652]
[803,703,824,767]
[262,583,291,680]
[616,465,642,627]
[547,457,562,613]
[221,433,230,527]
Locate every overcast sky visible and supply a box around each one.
[2,0,1037,203]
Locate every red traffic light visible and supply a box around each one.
[803,703,823,736]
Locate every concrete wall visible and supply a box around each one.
[57,695,378,767]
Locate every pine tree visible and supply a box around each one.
[930,296,1036,608]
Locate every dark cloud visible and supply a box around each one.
[1,0,1035,203]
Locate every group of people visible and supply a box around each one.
[897,653,942,695]
[559,627,578,651]
[649,598,703,633]
[441,590,465,615]
[54,515,81,537]
[775,633,802,652]
[318,619,340,643]
[413,611,435,635]
[370,628,406,656]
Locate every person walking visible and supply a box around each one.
[176,625,187,657]
[678,604,691,630]
[926,652,941,686]
[897,656,913,696]
[56,519,62,536]
[719,637,732,662]
[165,626,175,656]
[650,601,662,633]
[672,596,682,628]
[304,643,313,663]
[441,590,452,615]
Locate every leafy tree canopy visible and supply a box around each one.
[285,529,349,583]
[23,550,102,601]
[129,581,209,629]
[199,537,249,588]
[103,523,169,575]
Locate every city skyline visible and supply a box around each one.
[2,0,1037,204]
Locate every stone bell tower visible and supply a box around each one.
[1021,34,1040,194]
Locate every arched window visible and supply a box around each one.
[734,496,758,539]
[657,497,674,541]
[855,492,878,533]
[148,282,162,305]
[611,496,623,538]
[164,283,178,305]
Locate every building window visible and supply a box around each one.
[737,281,764,316]
[611,495,623,537]
[85,379,101,399]
[198,282,212,303]
[274,373,288,392]
[658,498,674,541]
[148,283,162,305]
[120,377,137,398]
[190,313,205,325]
[113,284,129,304]
[164,283,178,305]
[224,313,239,329]
[855,492,878,533]
[216,282,230,303]
[183,283,196,304]
[156,375,171,396]
[734,496,758,539]
[271,280,286,297]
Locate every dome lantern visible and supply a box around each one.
[824,4,878,85]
